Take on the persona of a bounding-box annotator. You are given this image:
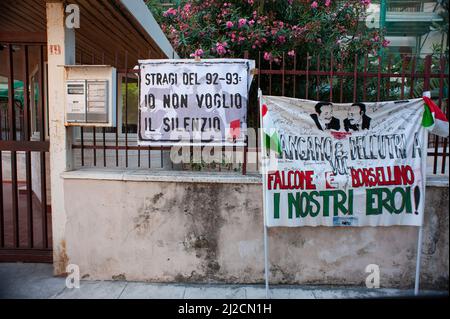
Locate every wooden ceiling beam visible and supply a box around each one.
[76,2,145,61]
[0,11,34,32]
[112,0,163,57]
[78,0,144,51]
[4,1,46,31]
[0,32,47,44]
[97,0,162,59]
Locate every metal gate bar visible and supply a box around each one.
[0,43,52,263]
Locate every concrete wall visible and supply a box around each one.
[59,171,448,289]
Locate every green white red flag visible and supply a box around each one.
[261,101,282,155]
[422,96,449,137]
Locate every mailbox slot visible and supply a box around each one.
[86,80,108,123]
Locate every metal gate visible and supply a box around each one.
[0,42,51,262]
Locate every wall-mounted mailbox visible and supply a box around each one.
[64,65,116,127]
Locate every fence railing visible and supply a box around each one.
[72,50,449,175]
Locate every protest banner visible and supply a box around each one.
[260,96,429,227]
[138,59,255,146]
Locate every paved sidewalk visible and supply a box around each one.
[0,263,447,299]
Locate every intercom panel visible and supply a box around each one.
[64,65,116,127]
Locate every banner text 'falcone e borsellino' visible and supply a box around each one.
[261,96,431,227]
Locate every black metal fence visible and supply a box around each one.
[72,50,449,175]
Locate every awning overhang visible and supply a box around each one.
[0,0,178,66]
[117,0,179,59]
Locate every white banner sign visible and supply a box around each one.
[261,96,427,227]
[138,59,254,146]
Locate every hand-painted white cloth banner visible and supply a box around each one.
[260,95,427,227]
[138,59,254,146]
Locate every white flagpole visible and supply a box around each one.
[258,90,270,299]
[263,219,270,299]
[415,92,430,296]
[414,225,424,296]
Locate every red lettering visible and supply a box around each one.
[351,166,416,188]
[266,170,316,190]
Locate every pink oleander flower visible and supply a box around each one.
[163,7,177,17]
[263,52,272,61]
[248,19,255,26]
[382,39,391,47]
[311,1,318,9]
[373,35,380,42]
[216,42,227,55]
[288,50,295,57]
[361,0,371,6]
[288,0,294,5]
[190,48,204,58]
[226,21,233,28]
[278,35,286,44]
[238,18,247,28]
[248,0,254,4]
[325,0,331,7]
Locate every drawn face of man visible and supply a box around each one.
[347,105,362,124]
[319,104,333,123]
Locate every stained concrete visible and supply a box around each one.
[56,172,449,290]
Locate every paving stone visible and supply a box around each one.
[0,263,65,299]
[52,281,127,299]
[119,282,185,299]
[183,285,246,299]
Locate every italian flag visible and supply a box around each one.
[261,102,282,155]
[422,96,449,137]
[229,119,240,139]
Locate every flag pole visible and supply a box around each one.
[258,89,270,299]
[415,92,430,296]
[263,218,270,299]
[414,224,424,296]
[414,137,427,296]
